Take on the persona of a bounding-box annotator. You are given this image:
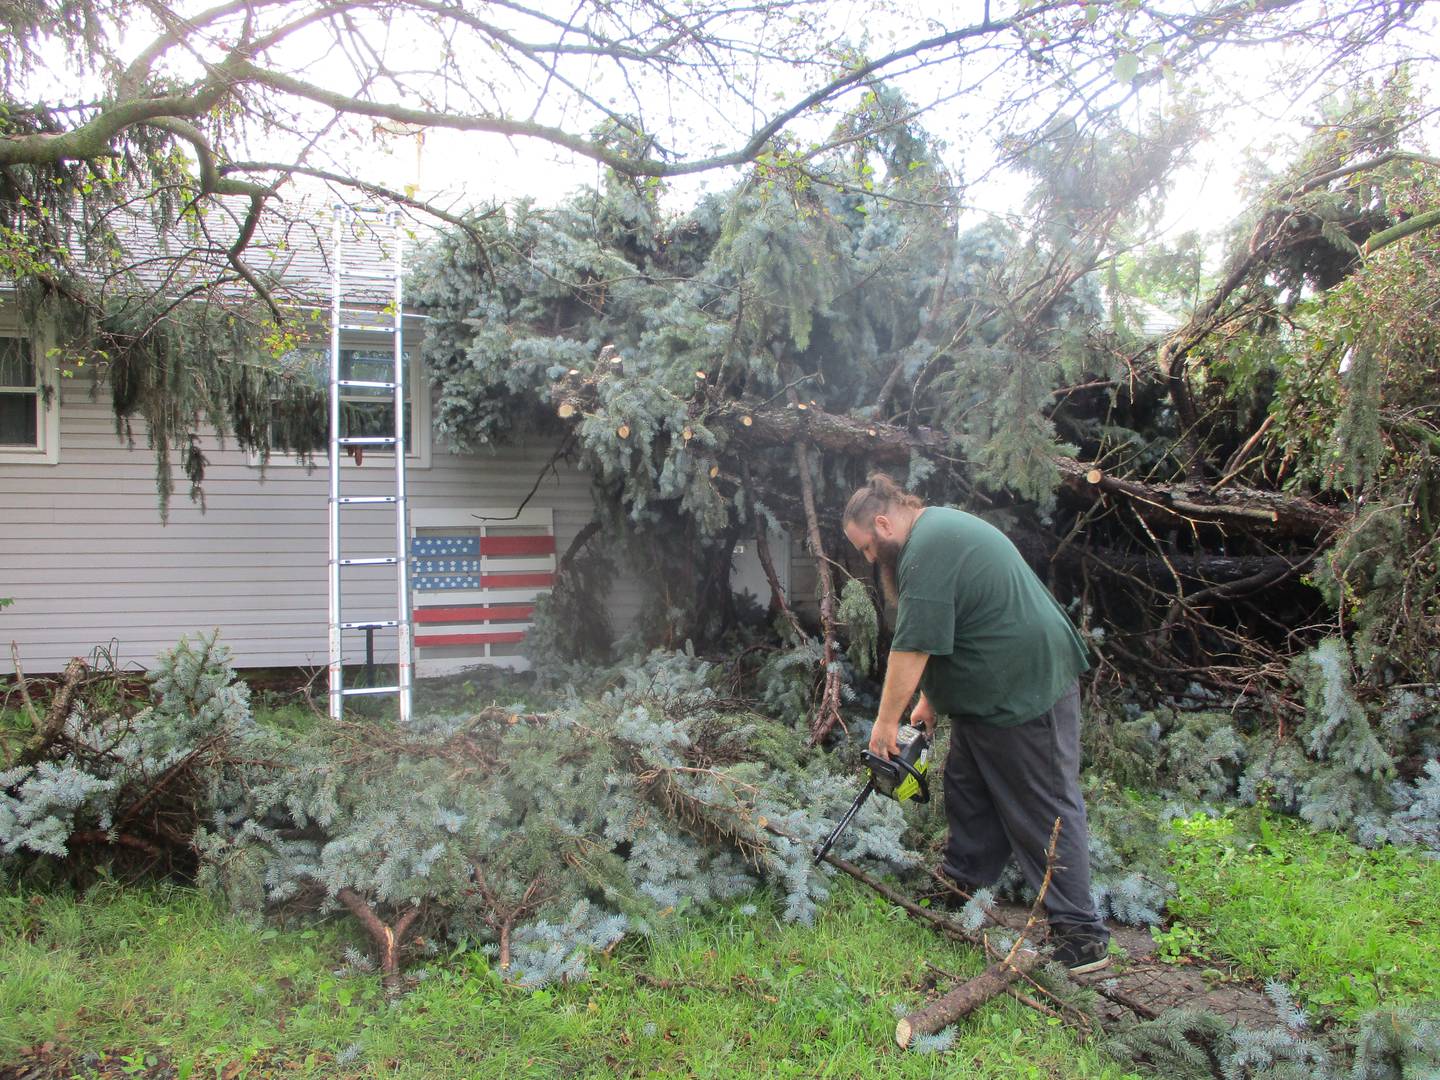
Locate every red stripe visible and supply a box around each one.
[414,604,535,624]
[480,535,556,556]
[415,631,528,647]
[479,572,554,589]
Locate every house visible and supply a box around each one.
[0,204,802,680]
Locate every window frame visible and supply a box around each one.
[249,336,432,470]
[0,327,60,466]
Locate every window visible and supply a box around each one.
[253,341,430,468]
[335,347,417,455]
[0,333,59,464]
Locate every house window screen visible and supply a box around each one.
[282,344,415,455]
[0,336,40,448]
[336,348,412,454]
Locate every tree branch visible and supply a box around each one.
[334,886,421,990]
[223,161,496,250]
[14,657,88,769]
[221,6,1066,180]
[1363,206,1440,255]
[0,82,228,167]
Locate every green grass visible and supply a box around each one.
[1161,809,1440,1019]
[0,879,1135,1079]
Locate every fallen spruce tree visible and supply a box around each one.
[2,636,915,989]
[1,634,1157,994]
[4,635,1439,1076]
[410,82,1440,772]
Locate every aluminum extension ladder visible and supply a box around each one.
[327,205,414,722]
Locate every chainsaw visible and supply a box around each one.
[812,723,931,864]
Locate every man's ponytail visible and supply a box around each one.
[843,472,923,529]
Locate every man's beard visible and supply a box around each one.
[875,536,903,606]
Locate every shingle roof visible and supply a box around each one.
[65,192,440,320]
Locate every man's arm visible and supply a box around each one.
[869,649,930,758]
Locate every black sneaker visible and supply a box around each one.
[1050,926,1111,975]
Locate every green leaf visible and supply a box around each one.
[1112,53,1140,84]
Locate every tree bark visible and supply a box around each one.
[335,887,422,991]
[790,432,844,741]
[15,657,88,769]
[1052,459,1341,540]
[896,817,1060,1047]
[550,370,1344,541]
[754,524,807,642]
[895,950,1043,1048]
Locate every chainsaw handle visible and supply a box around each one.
[894,755,930,804]
[861,749,931,804]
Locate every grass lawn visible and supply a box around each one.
[0,878,1137,1079]
[1159,808,1440,1021]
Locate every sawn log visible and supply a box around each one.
[895,949,1043,1048]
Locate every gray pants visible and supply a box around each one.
[940,681,1101,930]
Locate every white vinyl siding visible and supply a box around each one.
[0,375,644,675]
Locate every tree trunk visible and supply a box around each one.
[895,950,1042,1048]
[550,370,1344,541]
[335,887,422,991]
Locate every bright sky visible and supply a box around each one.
[347,3,1440,263]
[32,0,1440,264]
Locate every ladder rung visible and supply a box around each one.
[337,495,400,505]
[341,620,401,629]
[341,685,402,697]
[338,557,399,566]
[337,324,398,333]
[338,380,398,390]
[338,436,398,446]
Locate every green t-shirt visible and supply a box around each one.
[890,506,1089,727]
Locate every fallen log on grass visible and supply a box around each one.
[894,817,1062,1047]
[895,949,1042,1048]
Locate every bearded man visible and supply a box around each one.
[841,472,1110,973]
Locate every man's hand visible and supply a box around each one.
[911,694,936,738]
[869,716,901,759]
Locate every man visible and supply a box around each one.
[842,472,1110,974]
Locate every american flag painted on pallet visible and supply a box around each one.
[410,507,555,674]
